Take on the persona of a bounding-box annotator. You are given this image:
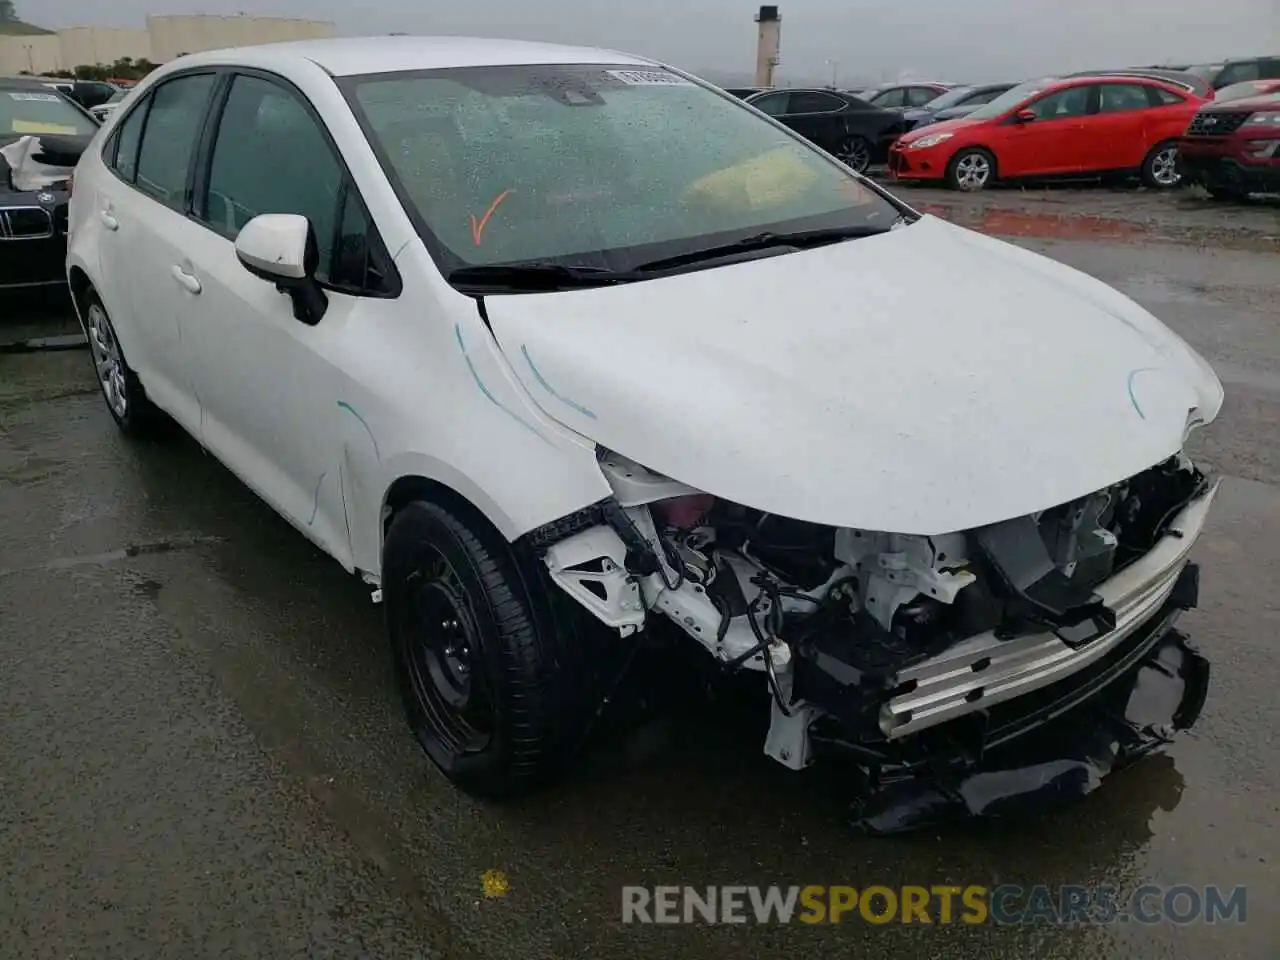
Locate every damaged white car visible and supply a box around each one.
[67,38,1223,830]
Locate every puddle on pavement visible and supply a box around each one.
[917,202,1148,240]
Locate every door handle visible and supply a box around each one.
[99,210,118,231]
[171,264,202,295]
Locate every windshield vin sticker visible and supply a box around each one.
[605,70,692,86]
[8,92,62,102]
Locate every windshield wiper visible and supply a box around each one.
[447,262,633,293]
[630,224,895,274]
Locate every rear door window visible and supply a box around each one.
[133,73,217,212]
[1148,86,1186,106]
[788,91,843,114]
[1098,83,1153,113]
[905,87,939,106]
[106,94,151,182]
[749,91,790,116]
[872,88,907,107]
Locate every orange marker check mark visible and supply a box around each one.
[470,189,513,246]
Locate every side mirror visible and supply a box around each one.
[1013,108,1037,123]
[235,213,328,325]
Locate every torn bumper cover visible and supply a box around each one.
[804,479,1218,834]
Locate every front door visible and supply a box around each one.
[172,71,392,562]
[998,84,1095,177]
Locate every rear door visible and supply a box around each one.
[996,83,1094,177]
[1081,82,1154,171]
[92,71,219,432]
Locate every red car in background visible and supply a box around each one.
[1178,91,1280,200]
[889,75,1207,191]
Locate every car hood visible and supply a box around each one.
[1202,91,1280,112]
[933,104,981,121]
[483,215,1223,534]
[897,115,984,144]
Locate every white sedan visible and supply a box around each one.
[67,37,1224,829]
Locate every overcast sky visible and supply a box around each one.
[24,0,1280,84]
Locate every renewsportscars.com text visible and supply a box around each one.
[621,884,1247,925]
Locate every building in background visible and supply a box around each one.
[0,13,333,75]
[754,5,781,88]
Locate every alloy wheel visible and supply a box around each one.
[955,153,991,190]
[1150,146,1181,187]
[85,303,128,419]
[838,137,871,173]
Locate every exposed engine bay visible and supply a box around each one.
[531,448,1217,830]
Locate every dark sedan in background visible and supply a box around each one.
[1,78,96,291]
[744,87,907,172]
[898,81,1017,130]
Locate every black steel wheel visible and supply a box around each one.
[383,499,589,797]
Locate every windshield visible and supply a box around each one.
[917,86,976,111]
[964,79,1054,120]
[343,63,903,278]
[0,87,97,137]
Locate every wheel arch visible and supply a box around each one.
[953,143,999,175]
[382,474,505,544]
[67,265,93,328]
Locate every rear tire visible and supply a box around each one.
[946,148,996,192]
[1141,140,1182,189]
[81,291,171,439]
[383,500,590,798]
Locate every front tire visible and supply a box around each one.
[946,147,996,192]
[383,500,589,798]
[81,291,170,439]
[1141,140,1182,189]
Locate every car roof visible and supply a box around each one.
[173,36,655,78]
[1048,73,1182,89]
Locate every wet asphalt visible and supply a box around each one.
[1,186,1278,959]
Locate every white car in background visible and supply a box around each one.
[67,37,1223,832]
